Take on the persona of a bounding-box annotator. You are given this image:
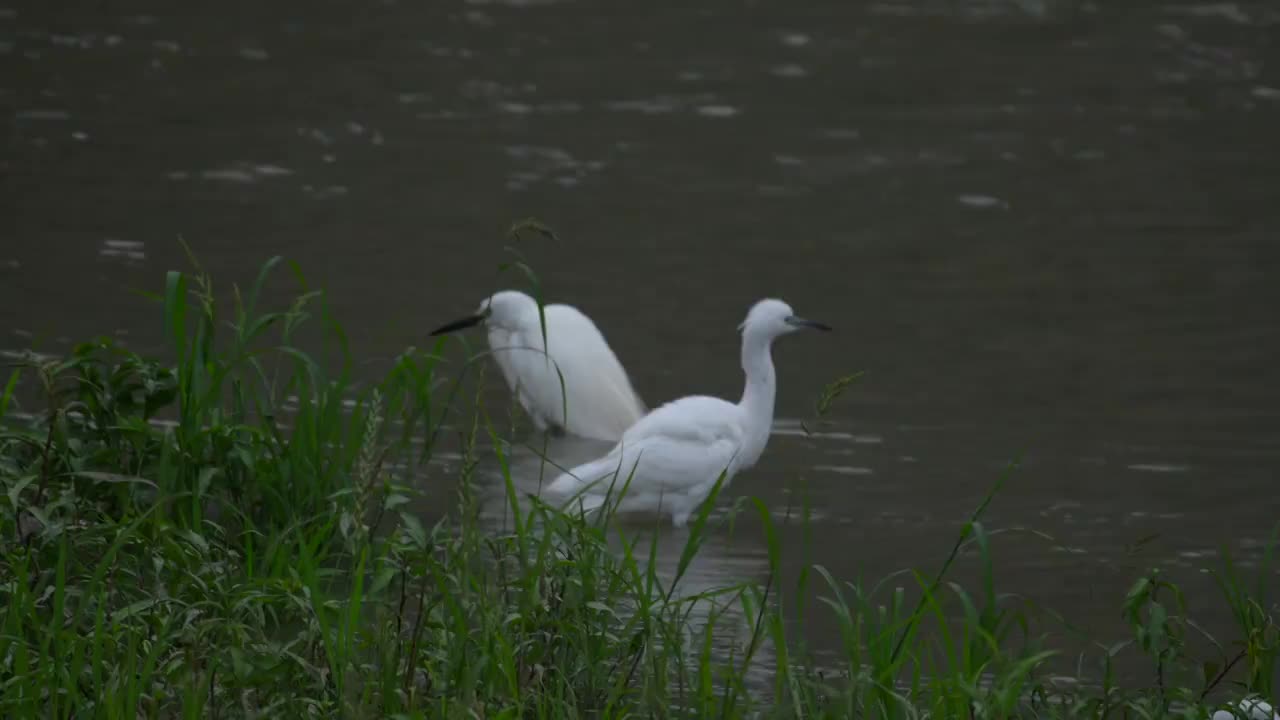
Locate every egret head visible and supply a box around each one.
[739,298,831,339]
[429,290,539,336]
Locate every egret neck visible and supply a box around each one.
[736,325,777,468]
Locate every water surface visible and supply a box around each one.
[4,0,1279,677]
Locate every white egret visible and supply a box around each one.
[429,290,646,442]
[1212,697,1278,720]
[544,298,830,527]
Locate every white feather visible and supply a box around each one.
[547,396,745,526]
[476,292,646,442]
[505,304,646,440]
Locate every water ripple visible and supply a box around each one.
[99,238,145,263]
[769,63,808,78]
[813,464,874,476]
[1127,463,1189,473]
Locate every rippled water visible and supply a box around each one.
[4,0,1279,676]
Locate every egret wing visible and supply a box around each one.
[508,305,646,441]
[547,432,740,500]
[547,396,745,498]
[619,395,739,445]
[485,326,522,396]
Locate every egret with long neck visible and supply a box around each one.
[545,298,830,527]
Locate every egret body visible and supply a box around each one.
[430,290,646,442]
[545,298,830,527]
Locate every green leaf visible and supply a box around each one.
[369,565,397,596]
[586,601,619,619]
[7,473,38,508]
[70,471,158,489]
[197,466,219,496]
[182,529,210,554]
[1202,660,1220,686]
[399,512,426,549]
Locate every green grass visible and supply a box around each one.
[0,249,1276,718]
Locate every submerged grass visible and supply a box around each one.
[0,249,1277,718]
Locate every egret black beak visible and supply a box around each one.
[429,313,486,337]
[785,316,832,332]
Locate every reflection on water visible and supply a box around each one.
[628,530,777,688]
[3,0,1279,682]
[471,436,776,685]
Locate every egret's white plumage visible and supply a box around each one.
[1211,697,1278,720]
[545,298,830,527]
[430,290,646,442]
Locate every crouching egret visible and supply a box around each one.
[429,290,646,442]
[545,298,830,527]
